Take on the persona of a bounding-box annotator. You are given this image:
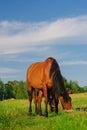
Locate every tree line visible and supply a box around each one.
[0,78,87,101]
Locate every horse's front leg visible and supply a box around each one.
[54,96,59,114]
[50,98,55,112]
[43,85,48,117]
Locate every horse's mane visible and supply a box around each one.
[49,58,59,78]
[49,57,70,102]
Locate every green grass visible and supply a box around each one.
[0,93,87,130]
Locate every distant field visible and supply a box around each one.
[0,93,87,130]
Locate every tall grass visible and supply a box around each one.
[0,93,87,130]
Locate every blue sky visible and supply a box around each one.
[0,0,87,86]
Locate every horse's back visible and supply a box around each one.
[27,62,45,89]
[27,62,40,76]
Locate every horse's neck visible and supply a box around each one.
[44,61,52,75]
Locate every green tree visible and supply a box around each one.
[15,81,28,99]
[5,81,15,99]
[63,77,71,91]
[83,85,87,92]
[0,79,5,100]
[69,80,80,93]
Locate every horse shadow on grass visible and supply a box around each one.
[75,107,87,112]
[27,111,64,118]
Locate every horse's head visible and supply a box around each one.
[59,95,72,110]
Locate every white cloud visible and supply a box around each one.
[0,15,87,55]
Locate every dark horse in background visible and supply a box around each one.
[26,57,72,117]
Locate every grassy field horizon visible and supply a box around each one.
[0,93,87,130]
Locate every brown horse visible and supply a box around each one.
[26,57,72,117]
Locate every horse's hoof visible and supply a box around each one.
[35,110,38,114]
[44,112,48,117]
[39,113,44,116]
[55,111,58,114]
[39,112,42,116]
[28,112,32,116]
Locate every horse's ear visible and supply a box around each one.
[45,57,55,62]
[59,96,63,100]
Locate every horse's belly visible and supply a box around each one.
[30,78,43,89]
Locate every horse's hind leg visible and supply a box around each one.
[43,86,48,117]
[28,87,33,115]
[34,90,43,115]
[37,90,43,116]
[34,90,38,114]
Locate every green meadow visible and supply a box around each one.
[0,93,87,130]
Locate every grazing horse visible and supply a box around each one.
[26,57,72,117]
